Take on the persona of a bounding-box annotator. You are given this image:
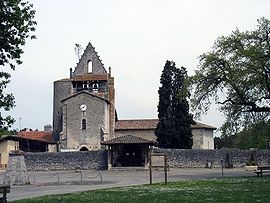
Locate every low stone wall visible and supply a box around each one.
[153,148,270,168]
[7,149,270,172]
[24,150,108,171]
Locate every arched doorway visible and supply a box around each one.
[80,146,89,151]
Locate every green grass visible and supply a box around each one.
[12,176,270,203]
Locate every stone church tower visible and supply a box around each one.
[53,42,115,151]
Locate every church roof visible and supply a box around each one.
[115,119,216,130]
[101,134,158,146]
[61,91,110,104]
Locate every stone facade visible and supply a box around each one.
[61,92,110,150]
[23,151,108,171]
[7,149,270,172]
[153,148,270,168]
[4,153,29,185]
[53,42,115,151]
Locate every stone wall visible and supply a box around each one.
[62,92,110,150]
[8,149,270,172]
[23,150,108,171]
[153,148,270,168]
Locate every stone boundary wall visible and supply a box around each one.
[153,148,270,168]
[23,150,108,171]
[8,149,270,171]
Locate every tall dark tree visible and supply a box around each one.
[155,60,194,149]
[0,0,36,129]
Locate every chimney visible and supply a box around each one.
[44,124,53,132]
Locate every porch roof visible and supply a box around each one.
[101,135,158,146]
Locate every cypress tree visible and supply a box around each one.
[155,60,194,149]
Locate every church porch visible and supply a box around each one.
[101,135,158,169]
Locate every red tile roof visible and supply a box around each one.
[17,131,53,143]
[115,119,216,130]
[101,135,158,146]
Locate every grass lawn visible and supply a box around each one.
[12,176,270,203]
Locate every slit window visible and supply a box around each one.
[82,119,86,130]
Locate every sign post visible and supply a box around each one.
[149,153,168,185]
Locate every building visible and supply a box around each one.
[0,130,56,168]
[53,42,216,158]
[115,119,216,149]
[53,42,115,151]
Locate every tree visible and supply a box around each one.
[190,17,270,132]
[215,120,270,149]
[74,43,83,60]
[155,60,194,149]
[0,0,36,129]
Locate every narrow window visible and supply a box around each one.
[82,119,86,130]
[93,83,99,93]
[87,60,93,73]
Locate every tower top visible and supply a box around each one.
[72,42,107,77]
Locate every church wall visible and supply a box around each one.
[115,128,214,149]
[53,80,73,141]
[115,129,156,141]
[202,129,215,149]
[192,129,204,149]
[62,93,108,150]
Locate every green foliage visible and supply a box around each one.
[12,177,270,203]
[0,0,36,129]
[190,17,270,132]
[0,128,17,137]
[155,60,194,149]
[215,120,270,149]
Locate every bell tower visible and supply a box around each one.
[53,42,116,144]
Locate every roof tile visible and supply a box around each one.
[101,135,158,145]
[115,119,216,130]
[17,131,53,142]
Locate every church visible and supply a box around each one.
[52,42,216,166]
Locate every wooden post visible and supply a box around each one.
[149,154,152,185]
[164,155,167,185]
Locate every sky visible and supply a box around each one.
[5,0,270,134]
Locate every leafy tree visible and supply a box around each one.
[155,60,194,149]
[190,17,270,132]
[0,128,17,137]
[215,120,270,149]
[0,0,36,129]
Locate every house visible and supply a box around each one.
[0,130,57,168]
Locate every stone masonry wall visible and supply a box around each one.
[153,148,270,168]
[12,149,270,172]
[24,150,108,171]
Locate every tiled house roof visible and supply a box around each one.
[115,119,216,130]
[17,131,53,143]
[101,134,158,146]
